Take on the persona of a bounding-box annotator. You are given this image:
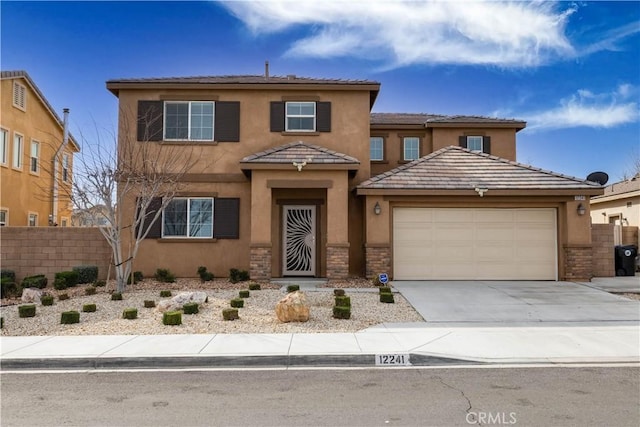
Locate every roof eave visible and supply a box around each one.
[356,188,604,196]
[240,162,359,171]
[425,122,527,131]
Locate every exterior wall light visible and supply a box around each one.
[577,203,586,216]
[373,202,381,215]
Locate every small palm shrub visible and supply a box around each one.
[154,269,176,283]
[128,271,144,284]
[61,311,80,324]
[380,293,394,303]
[18,304,36,318]
[40,295,54,306]
[335,296,351,307]
[222,308,239,321]
[82,303,97,313]
[163,311,182,326]
[248,282,261,291]
[230,298,244,308]
[160,290,172,298]
[197,266,215,282]
[58,293,70,301]
[183,302,199,315]
[111,292,123,301]
[333,306,351,319]
[239,290,250,298]
[144,300,156,308]
[122,308,138,320]
[229,268,249,283]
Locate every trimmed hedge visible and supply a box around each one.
[73,265,98,284]
[333,289,345,296]
[111,292,123,301]
[333,306,351,319]
[18,304,36,318]
[380,293,395,304]
[53,278,68,290]
[21,274,48,289]
[230,298,244,308]
[58,293,70,301]
[379,286,391,294]
[229,268,249,284]
[82,303,97,313]
[40,295,54,306]
[222,308,239,321]
[1,278,19,298]
[122,308,138,320]
[163,311,182,326]
[160,290,172,298]
[61,311,80,324]
[55,271,79,288]
[0,269,16,282]
[286,285,300,293]
[144,300,156,308]
[85,286,97,296]
[239,290,250,298]
[248,283,261,291]
[183,302,199,315]
[335,296,351,307]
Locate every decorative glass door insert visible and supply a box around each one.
[283,206,316,276]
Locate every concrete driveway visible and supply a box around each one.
[392,280,640,324]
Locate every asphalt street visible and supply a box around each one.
[1,366,638,426]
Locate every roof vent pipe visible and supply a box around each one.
[52,108,70,225]
[265,61,269,79]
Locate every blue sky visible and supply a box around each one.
[2,1,639,181]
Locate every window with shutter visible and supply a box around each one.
[460,135,491,154]
[271,101,331,133]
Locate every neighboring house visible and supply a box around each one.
[0,70,79,227]
[72,205,111,227]
[106,73,603,281]
[590,174,640,246]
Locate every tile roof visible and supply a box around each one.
[107,75,379,86]
[1,70,79,150]
[241,141,360,165]
[370,112,526,127]
[592,174,640,199]
[358,146,602,192]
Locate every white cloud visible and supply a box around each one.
[219,0,577,68]
[525,85,639,130]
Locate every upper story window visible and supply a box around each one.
[370,137,384,161]
[164,101,214,141]
[270,101,331,133]
[13,82,26,111]
[137,100,239,143]
[0,128,7,166]
[13,133,23,169]
[286,102,315,132]
[62,153,69,182]
[460,135,491,154]
[163,197,213,238]
[0,209,7,226]
[30,140,40,173]
[403,137,420,161]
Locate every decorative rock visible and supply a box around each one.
[275,291,310,323]
[21,288,43,303]
[156,291,208,313]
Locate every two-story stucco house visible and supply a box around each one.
[106,74,603,282]
[1,71,79,227]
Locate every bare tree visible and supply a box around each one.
[67,112,201,293]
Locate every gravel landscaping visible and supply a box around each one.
[0,278,424,336]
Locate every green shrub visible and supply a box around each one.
[85,286,97,296]
[372,275,383,286]
[160,290,172,298]
[222,308,239,321]
[248,282,261,291]
[82,303,97,313]
[144,300,156,308]
[154,268,176,283]
[229,268,249,284]
[380,293,395,304]
[197,266,215,282]
[0,269,16,282]
[128,271,144,284]
[333,289,345,296]
[58,293,69,301]
[111,292,123,301]
[333,306,351,319]
[18,304,36,318]
[61,310,80,324]
[335,295,351,307]
[239,290,250,298]
[122,308,138,320]
[163,311,182,326]
[183,302,199,315]
[40,295,54,306]
[379,286,391,294]
[53,278,68,290]
[230,298,244,308]
[94,280,106,287]
[1,278,19,298]
[20,274,48,289]
[72,265,98,284]
[55,271,79,288]
[286,284,300,293]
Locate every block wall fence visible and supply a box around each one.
[591,224,615,278]
[1,227,111,282]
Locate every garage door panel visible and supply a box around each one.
[393,208,557,280]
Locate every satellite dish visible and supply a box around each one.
[587,171,609,185]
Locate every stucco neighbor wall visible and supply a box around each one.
[0,227,111,283]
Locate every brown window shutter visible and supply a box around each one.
[270,102,285,132]
[137,101,164,142]
[136,197,163,239]
[482,136,491,154]
[215,101,240,142]
[214,198,240,239]
[458,136,467,149]
[316,102,331,132]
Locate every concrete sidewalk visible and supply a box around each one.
[1,324,638,370]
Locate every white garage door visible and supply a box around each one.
[393,208,557,280]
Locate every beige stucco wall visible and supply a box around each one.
[0,78,75,226]
[431,127,517,160]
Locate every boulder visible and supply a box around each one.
[156,291,208,313]
[275,291,310,323]
[21,287,43,303]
